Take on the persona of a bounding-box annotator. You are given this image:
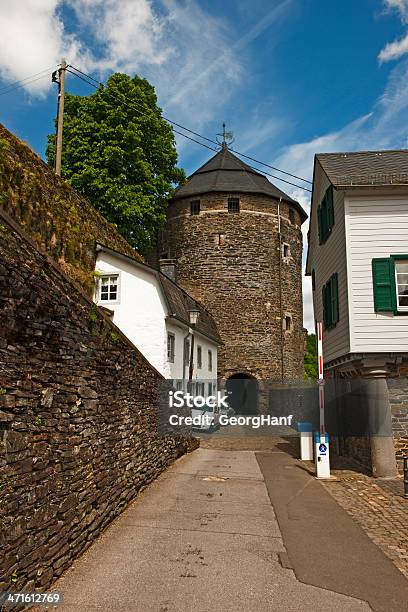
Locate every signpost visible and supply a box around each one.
[315,321,331,478]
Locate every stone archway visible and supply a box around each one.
[226,373,259,415]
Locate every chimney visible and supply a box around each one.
[159,258,177,283]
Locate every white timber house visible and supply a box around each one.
[306,150,408,377]
[94,243,221,394]
[306,150,408,477]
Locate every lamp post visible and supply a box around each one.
[188,309,200,384]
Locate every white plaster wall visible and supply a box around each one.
[95,252,219,382]
[95,252,167,375]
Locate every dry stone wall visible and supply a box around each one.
[0,123,140,295]
[0,211,192,593]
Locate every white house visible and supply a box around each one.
[306,150,408,477]
[94,243,221,394]
[306,150,408,374]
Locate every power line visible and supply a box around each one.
[66,65,312,193]
[229,148,312,184]
[0,66,59,96]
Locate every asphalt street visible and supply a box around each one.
[37,444,408,612]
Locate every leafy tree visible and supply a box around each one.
[47,73,185,255]
[304,333,318,380]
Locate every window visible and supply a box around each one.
[208,350,213,372]
[395,260,408,311]
[207,382,213,396]
[289,208,295,224]
[317,186,335,244]
[197,345,202,369]
[176,380,183,391]
[190,200,200,215]
[217,233,226,246]
[99,274,119,302]
[228,197,240,213]
[283,314,292,331]
[184,338,190,365]
[372,256,408,314]
[312,269,316,291]
[167,333,175,363]
[282,243,290,259]
[322,273,339,329]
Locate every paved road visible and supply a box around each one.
[45,448,382,612]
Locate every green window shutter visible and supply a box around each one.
[331,273,339,324]
[317,206,322,243]
[321,198,328,241]
[322,282,331,329]
[322,285,327,328]
[372,258,395,312]
[326,186,335,229]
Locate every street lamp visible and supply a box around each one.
[188,309,200,326]
[188,309,200,382]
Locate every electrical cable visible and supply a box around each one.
[67,65,312,192]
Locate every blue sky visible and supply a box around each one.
[1,0,408,330]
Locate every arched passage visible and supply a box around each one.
[226,374,259,415]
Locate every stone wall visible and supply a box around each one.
[387,378,408,470]
[158,192,304,390]
[0,123,140,295]
[0,211,193,593]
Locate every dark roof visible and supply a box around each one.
[158,274,221,344]
[316,150,408,188]
[95,244,222,344]
[173,146,308,223]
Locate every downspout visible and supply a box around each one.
[278,197,284,382]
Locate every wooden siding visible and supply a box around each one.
[308,161,350,362]
[346,194,408,352]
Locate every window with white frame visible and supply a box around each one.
[395,260,408,311]
[208,350,213,371]
[167,332,175,362]
[197,345,202,369]
[99,274,119,302]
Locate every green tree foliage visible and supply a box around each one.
[304,333,318,380]
[46,73,185,255]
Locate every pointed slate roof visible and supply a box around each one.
[172,146,308,223]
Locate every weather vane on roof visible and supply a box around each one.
[216,123,234,149]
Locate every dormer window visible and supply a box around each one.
[228,198,240,213]
[190,200,200,215]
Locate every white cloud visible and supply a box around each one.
[379,32,408,61]
[67,0,172,72]
[0,0,248,132]
[379,0,408,61]
[383,0,408,23]
[0,0,85,95]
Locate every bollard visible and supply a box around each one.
[404,456,408,499]
[298,422,313,461]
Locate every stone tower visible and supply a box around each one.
[157,144,307,400]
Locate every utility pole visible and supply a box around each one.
[53,59,67,176]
